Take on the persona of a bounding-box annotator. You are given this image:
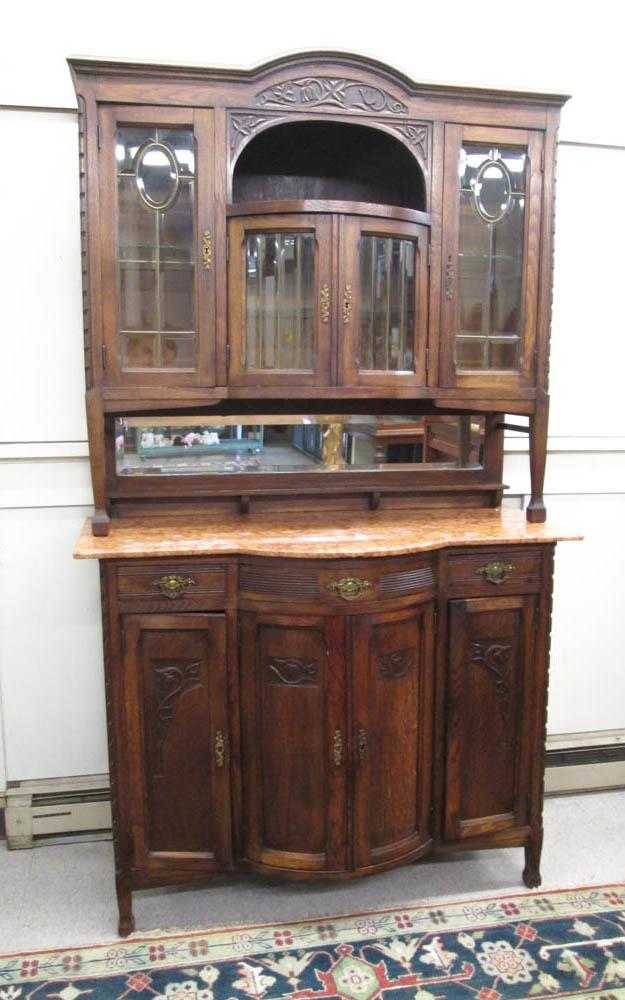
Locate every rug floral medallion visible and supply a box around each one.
[2,885,625,1000]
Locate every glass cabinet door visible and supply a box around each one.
[227,214,333,386]
[339,217,429,387]
[99,106,214,386]
[440,125,543,389]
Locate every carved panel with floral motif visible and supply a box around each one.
[470,639,512,696]
[378,647,417,680]
[153,660,203,772]
[265,657,319,686]
[255,78,408,115]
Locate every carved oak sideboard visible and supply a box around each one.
[69,51,578,935]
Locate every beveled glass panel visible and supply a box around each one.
[119,264,157,330]
[115,414,485,476]
[359,236,416,371]
[160,265,194,331]
[136,142,179,210]
[121,333,158,369]
[162,333,196,369]
[244,233,315,370]
[456,143,527,372]
[117,125,197,370]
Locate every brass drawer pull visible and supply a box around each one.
[475,561,515,586]
[320,282,330,323]
[202,229,213,269]
[152,574,197,599]
[333,730,344,767]
[357,727,368,762]
[342,283,353,324]
[327,577,373,602]
[214,730,226,768]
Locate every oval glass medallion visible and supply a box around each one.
[472,159,512,224]
[135,141,179,210]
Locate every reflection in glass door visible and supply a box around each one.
[228,214,332,386]
[244,232,316,371]
[359,235,417,372]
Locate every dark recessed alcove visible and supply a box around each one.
[232,121,426,210]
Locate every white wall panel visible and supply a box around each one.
[0,110,85,444]
[549,495,625,734]
[0,507,107,782]
[550,145,625,439]
[0,0,623,143]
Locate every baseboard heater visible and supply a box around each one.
[4,774,111,849]
[4,735,625,849]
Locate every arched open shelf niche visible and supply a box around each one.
[231,120,427,212]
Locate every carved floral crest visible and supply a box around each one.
[255,77,408,116]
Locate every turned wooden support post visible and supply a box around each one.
[86,389,110,536]
[527,393,549,523]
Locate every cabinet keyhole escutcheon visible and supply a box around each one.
[214,730,226,768]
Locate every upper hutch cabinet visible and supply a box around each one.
[439,126,544,390]
[98,106,216,386]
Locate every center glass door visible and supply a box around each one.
[338,217,429,387]
[228,214,333,386]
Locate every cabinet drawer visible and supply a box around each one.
[116,561,228,609]
[239,555,435,608]
[446,547,542,596]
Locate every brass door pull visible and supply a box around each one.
[152,574,197,599]
[320,283,330,323]
[357,727,368,762]
[333,730,344,767]
[202,230,213,269]
[342,284,353,324]
[327,577,373,602]
[475,561,515,585]
[214,730,226,768]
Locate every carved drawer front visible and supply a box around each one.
[446,547,542,597]
[239,556,434,607]
[116,561,228,609]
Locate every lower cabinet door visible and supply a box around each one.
[444,595,536,841]
[240,612,348,872]
[123,613,231,874]
[351,603,435,870]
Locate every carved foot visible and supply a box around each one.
[118,913,135,938]
[523,843,542,888]
[116,879,134,937]
[526,499,547,524]
[92,508,111,536]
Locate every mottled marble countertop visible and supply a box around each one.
[74,508,582,561]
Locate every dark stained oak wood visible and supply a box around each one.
[444,594,536,841]
[351,603,434,869]
[239,611,348,872]
[71,51,571,934]
[122,613,232,873]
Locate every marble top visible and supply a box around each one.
[74,508,581,561]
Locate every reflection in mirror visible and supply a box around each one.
[115,415,485,476]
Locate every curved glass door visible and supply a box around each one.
[339,217,428,387]
[228,214,333,386]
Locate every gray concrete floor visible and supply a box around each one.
[1,789,624,954]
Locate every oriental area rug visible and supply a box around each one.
[2,884,625,1000]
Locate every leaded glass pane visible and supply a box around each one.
[117,125,196,370]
